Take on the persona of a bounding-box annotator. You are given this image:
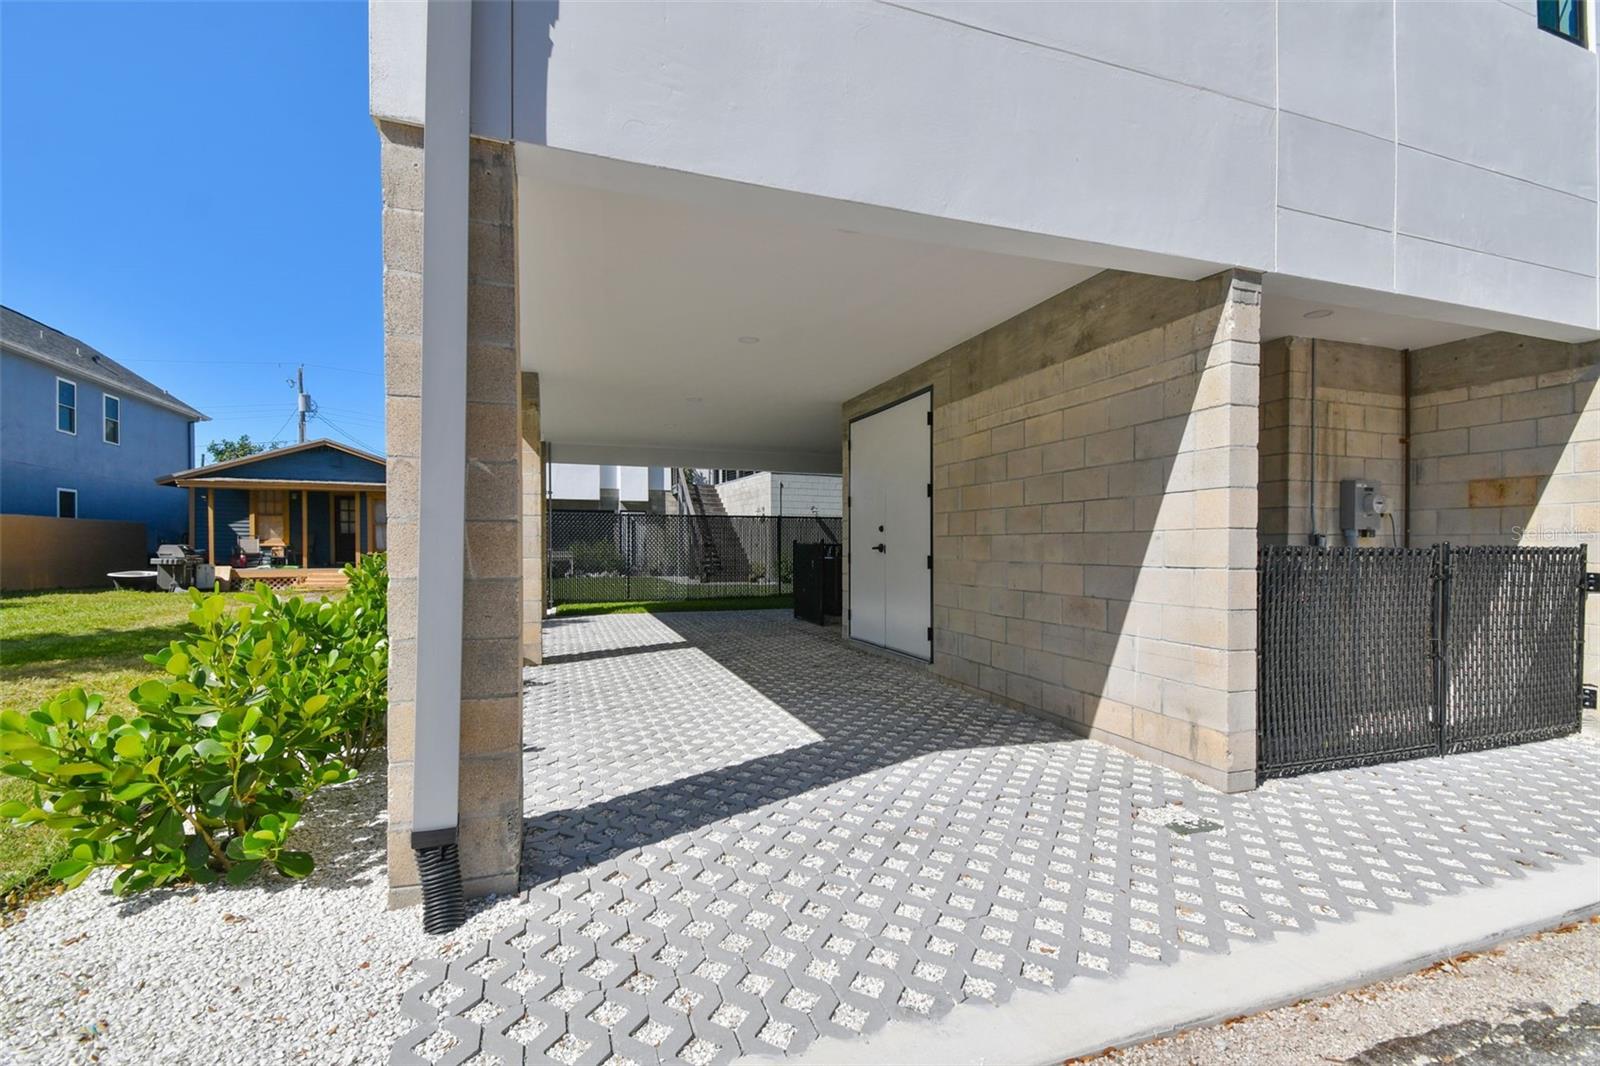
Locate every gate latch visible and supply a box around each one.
[1584,571,1600,593]
[1584,686,1598,711]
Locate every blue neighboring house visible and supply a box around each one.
[0,306,208,552]
[157,439,386,569]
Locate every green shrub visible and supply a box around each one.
[0,555,388,895]
[570,538,622,574]
[778,556,794,585]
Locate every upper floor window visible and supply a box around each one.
[103,394,121,445]
[56,377,76,434]
[57,487,77,519]
[1538,0,1587,45]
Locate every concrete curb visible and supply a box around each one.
[748,855,1600,1066]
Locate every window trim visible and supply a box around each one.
[103,392,121,445]
[56,487,78,519]
[55,376,77,436]
[1537,0,1588,46]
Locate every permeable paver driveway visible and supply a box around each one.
[392,611,1600,1066]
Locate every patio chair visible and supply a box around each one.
[237,536,263,568]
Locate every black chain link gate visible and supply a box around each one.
[548,509,842,606]
[1258,543,1587,781]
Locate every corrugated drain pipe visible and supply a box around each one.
[412,828,465,934]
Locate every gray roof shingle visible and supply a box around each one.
[0,305,208,421]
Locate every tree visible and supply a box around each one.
[204,435,275,464]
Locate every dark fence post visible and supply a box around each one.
[1432,542,1450,751]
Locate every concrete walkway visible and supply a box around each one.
[391,611,1600,1066]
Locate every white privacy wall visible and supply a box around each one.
[715,472,843,518]
[372,0,1600,333]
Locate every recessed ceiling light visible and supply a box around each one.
[684,396,704,404]
[1302,309,1334,319]
[738,336,760,344]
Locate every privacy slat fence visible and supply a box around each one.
[549,510,842,606]
[1258,544,1587,781]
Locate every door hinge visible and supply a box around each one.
[1584,571,1600,593]
[927,626,933,641]
[926,483,932,498]
[847,495,851,507]
[927,411,933,426]
[1584,685,1598,710]
[927,554,933,570]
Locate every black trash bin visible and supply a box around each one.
[793,542,842,625]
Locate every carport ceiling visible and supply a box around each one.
[518,177,1097,471]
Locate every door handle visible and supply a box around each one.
[872,543,886,553]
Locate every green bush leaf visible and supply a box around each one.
[58,762,107,777]
[113,734,146,759]
[164,651,191,676]
[274,851,314,878]
[225,858,263,885]
[302,694,329,715]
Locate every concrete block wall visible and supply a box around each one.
[843,270,1261,792]
[715,472,844,518]
[1408,333,1598,689]
[382,121,525,906]
[1259,338,1407,545]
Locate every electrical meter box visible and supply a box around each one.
[1339,479,1387,540]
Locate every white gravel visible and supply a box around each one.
[0,755,532,1066]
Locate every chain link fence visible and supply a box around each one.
[549,509,842,606]
[1258,543,1587,780]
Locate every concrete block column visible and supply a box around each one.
[381,120,524,906]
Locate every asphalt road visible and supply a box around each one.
[1092,916,1600,1065]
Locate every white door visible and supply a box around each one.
[849,392,932,660]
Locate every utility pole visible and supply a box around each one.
[296,365,311,443]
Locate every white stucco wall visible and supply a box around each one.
[548,462,659,505]
[373,0,1600,333]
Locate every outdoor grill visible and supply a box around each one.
[150,543,204,591]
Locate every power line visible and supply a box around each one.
[314,412,380,454]
[127,358,382,377]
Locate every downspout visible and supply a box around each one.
[1307,338,1323,547]
[1401,348,1412,548]
[411,0,472,935]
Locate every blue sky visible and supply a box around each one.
[1,1,384,459]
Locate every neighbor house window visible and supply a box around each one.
[56,378,76,434]
[254,489,287,545]
[56,488,77,519]
[1538,0,1587,44]
[103,394,121,444]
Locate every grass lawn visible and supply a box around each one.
[0,588,248,897]
[554,594,793,617]
[551,574,784,605]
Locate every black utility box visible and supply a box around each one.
[792,542,842,625]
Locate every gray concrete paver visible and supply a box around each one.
[393,611,1600,1065]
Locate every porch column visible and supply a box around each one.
[521,371,544,665]
[300,492,309,567]
[205,490,215,565]
[380,118,524,905]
